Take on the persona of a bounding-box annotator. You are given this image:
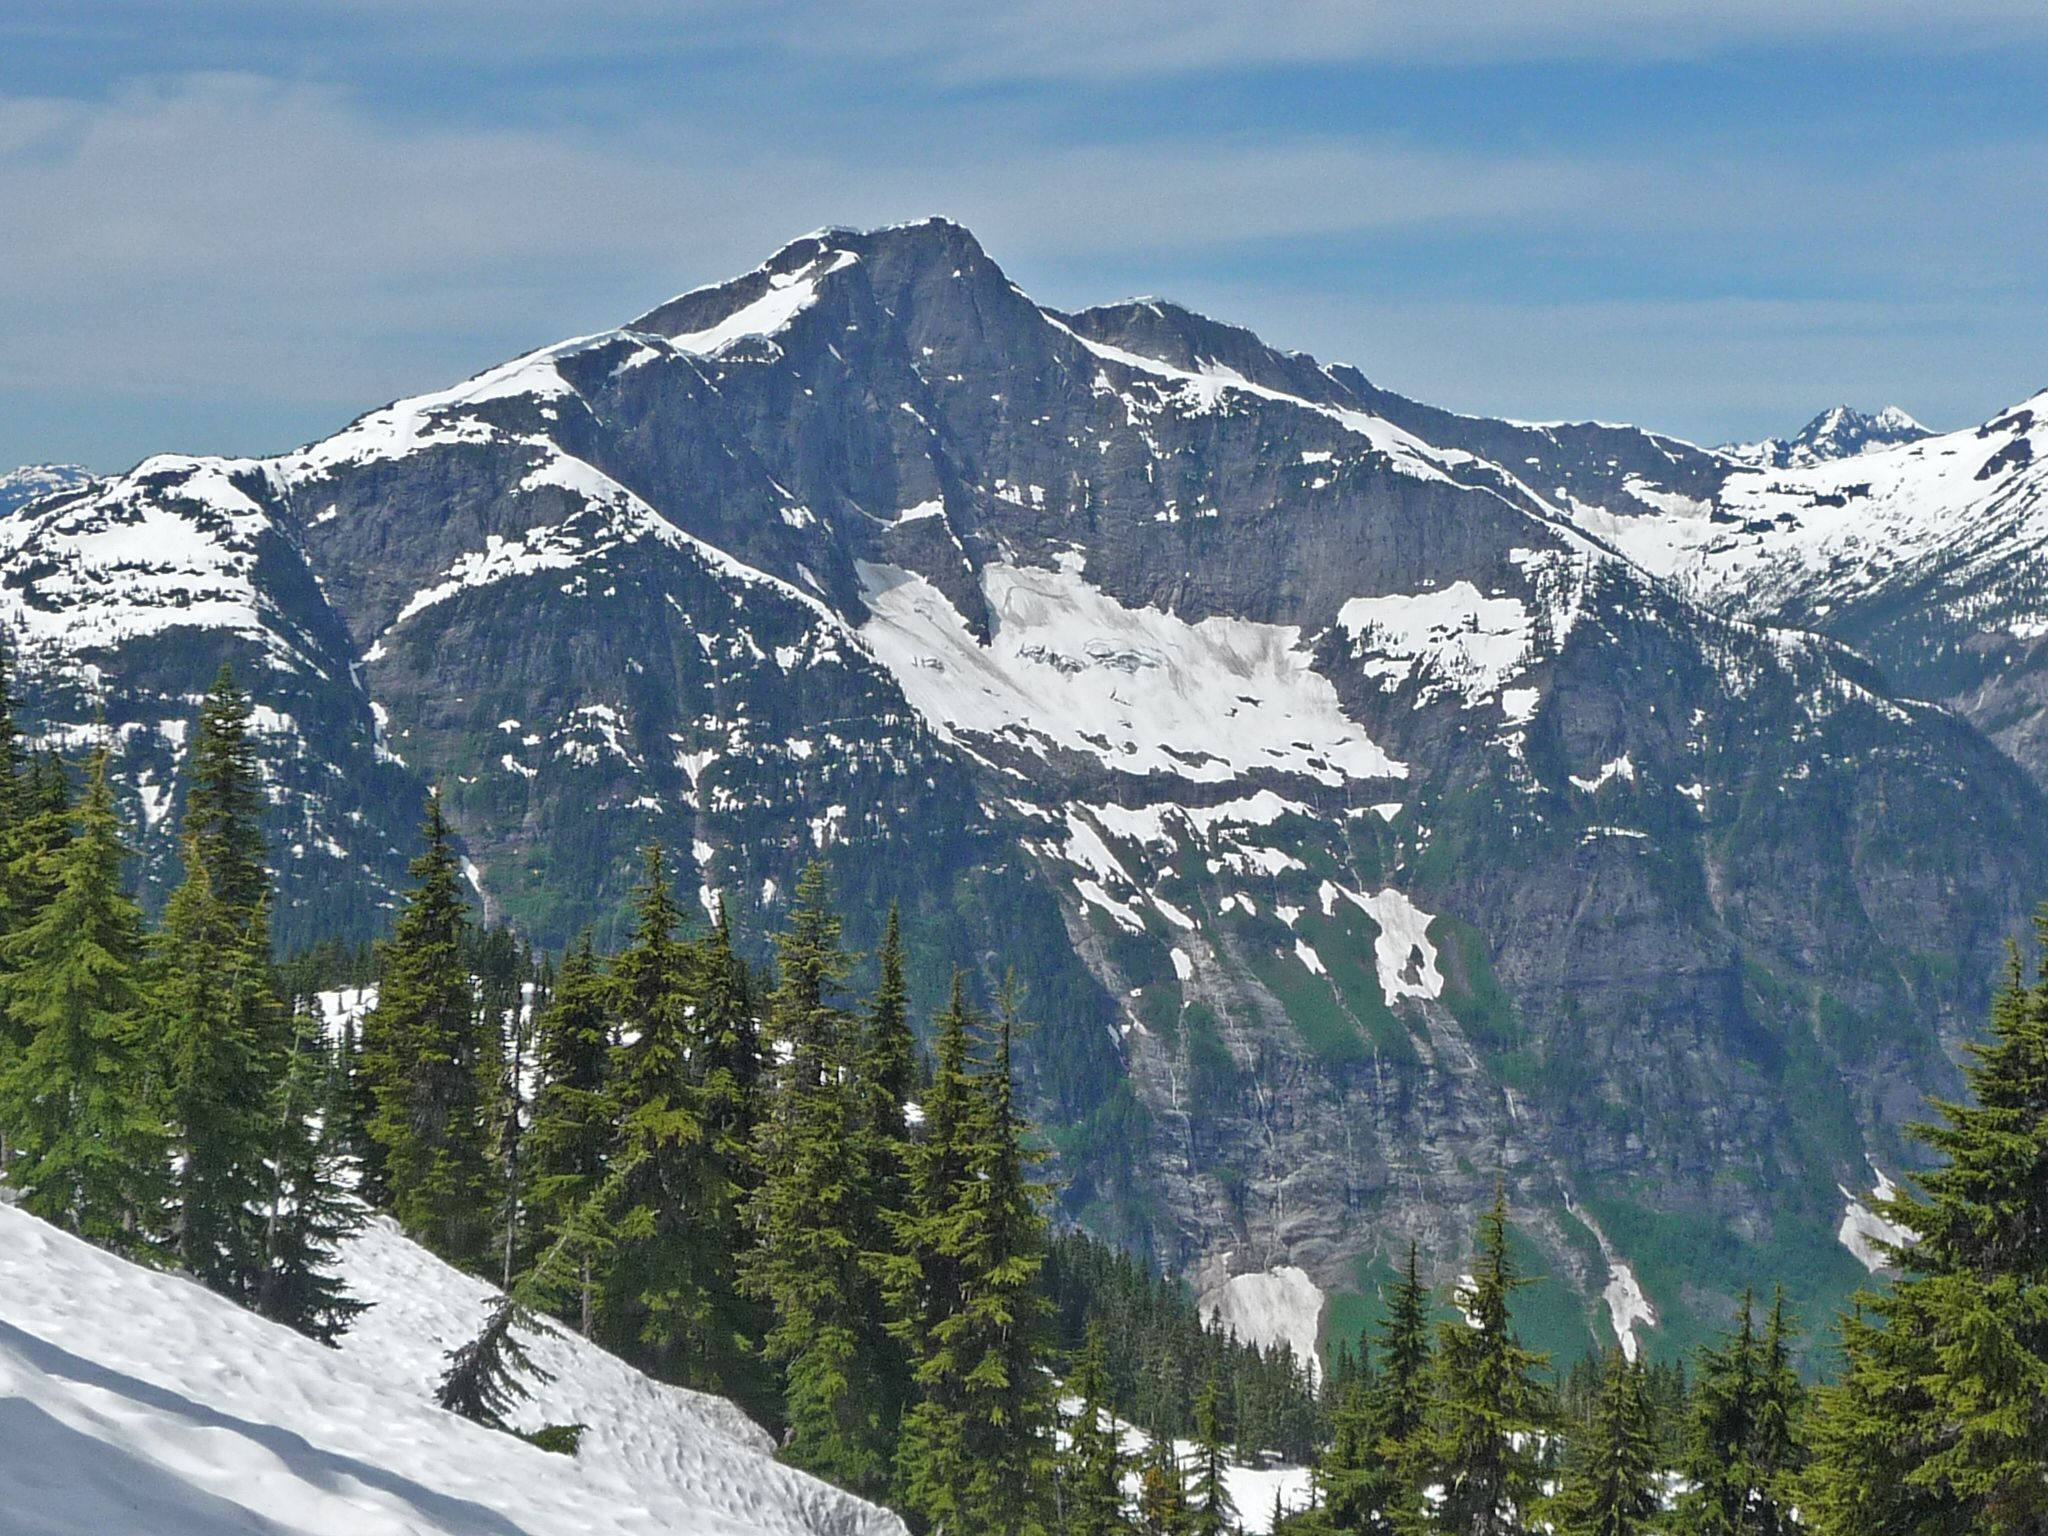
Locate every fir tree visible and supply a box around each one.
[741,861,891,1496]
[1679,1291,1804,1536]
[524,933,615,1336]
[602,846,724,1390]
[1366,1242,1435,1536]
[1804,929,2048,1536]
[438,1292,551,1431]
[155,849,276,1293]
[857,905,919,1434]
[1552,1350,1660,1536]
[889,975,1056,1536]
[1431,1189,1550,1536]
[363,795,494,1267]
[181,664,269,920]
[1060,1321,1128,1536]
[254,1002,366,1343]
[155,666,297,1299]
[0,750,164,1253]
[1316,1349,1378,1536]
[1190,1376,1237,1536]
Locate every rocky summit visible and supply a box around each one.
[7,218,2047,1367]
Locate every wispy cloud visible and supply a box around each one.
[0,4,2043,465]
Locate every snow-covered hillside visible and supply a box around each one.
[1567,389,2048,622]
[0,1203,904,1536]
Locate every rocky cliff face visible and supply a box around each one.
[6,219,2043,1367]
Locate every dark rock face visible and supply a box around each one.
[5,218,2043,1367]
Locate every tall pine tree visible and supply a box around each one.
[1552,1350,1660,1536]
[741,861,891,1495]
[1680,1290,1804,1536]
[524,933,615,1336]
[889,976,1055,1536]
[602,846,729,1392]
[0,749,164,1253]
[1190,1376,1238,1536]
[1059,1321,1128,1536]
[1805,927,2048,1536]
[1430,1188,1550,1536]
[363,794,494,1267]
[155,666,294,1302]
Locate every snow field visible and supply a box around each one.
[0,1203,902,1536]
[855,559,1404,785]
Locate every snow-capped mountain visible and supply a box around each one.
[5,219,2044,1368]
[1720,404,1932,470]
[0,1202,902,1536]
[0,462,93,517]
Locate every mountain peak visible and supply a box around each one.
[1722,404,1931,469]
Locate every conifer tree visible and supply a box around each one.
[156,849,275,1292]
[1804,931,2048,1536]
[1317,1347,1378,1536]
[1060,1321,1128,1536]
[889,975,1056,1535]
[603,846,744,1395]
[857,905,919,1432]
[1679,1290,1804,1536]
[182,665,269,920]
[364,795,494,1267]
[1190,1377,1237,1536]
[155,665,302,1300]
[255,1002,366,1342]
[0,750,164,1253]
[525,933,615,1336]
[742,861,891,1495]
[1366,1242,1435,1535]
[1431,1188,1550,1536]
[1552,1349,1660,1536]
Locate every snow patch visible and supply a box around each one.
[1337,583,1534,711]
[1198,1266,1325,1386]
[1837,1164,1917,1273]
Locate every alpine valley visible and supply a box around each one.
[8,218,2047,1370]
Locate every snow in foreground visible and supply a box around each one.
[0,1203,904,1536]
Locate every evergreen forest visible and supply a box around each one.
[3,649,2047,1536]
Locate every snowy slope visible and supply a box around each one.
[1566,390,2048,623]
[0,1203,904,1536]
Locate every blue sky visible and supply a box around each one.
[3,1,2044,471]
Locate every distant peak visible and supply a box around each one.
[1721,404,1931,470]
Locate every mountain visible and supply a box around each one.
[5,219,2044,1369]
[1721,405,1933,470]
[0,1201,903,1536]
[0,463,93,517]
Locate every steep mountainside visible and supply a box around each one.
[5,219,2043,1368]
